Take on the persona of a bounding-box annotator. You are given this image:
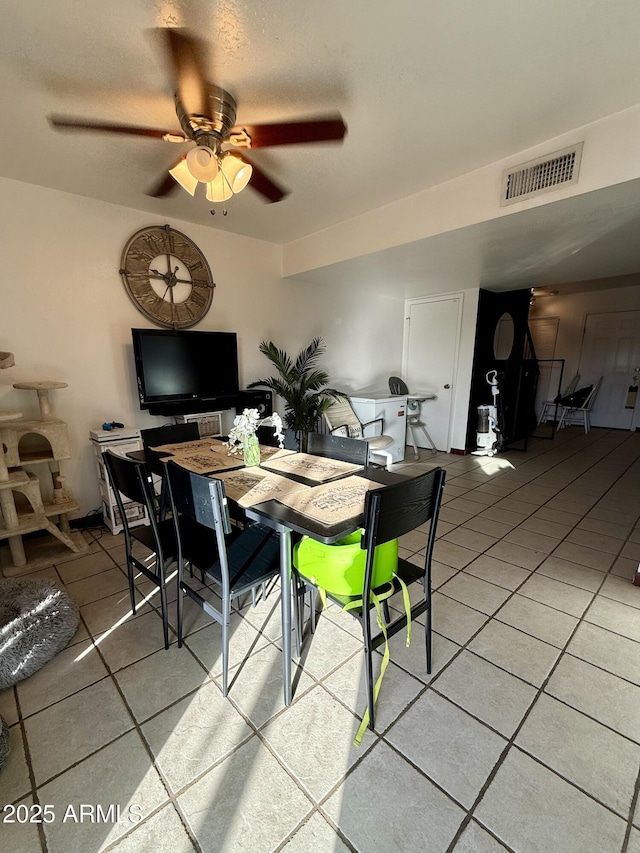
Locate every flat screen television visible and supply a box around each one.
[132,328,240,416]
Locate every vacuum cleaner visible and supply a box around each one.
[472,370,501,456]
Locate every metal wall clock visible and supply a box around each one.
[120,224,215,328]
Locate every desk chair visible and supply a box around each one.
[140,423,200,519]
[537,373,580,426]
[294,467,446,734]
[556,378,602,434]
[389,376,437,458]
[165,460,282,696]
[103,450,177,649]
[323,397,394,469]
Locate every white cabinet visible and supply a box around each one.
[89,428,150,535]
[349,394,407,463]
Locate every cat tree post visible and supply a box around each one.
[0,411,28,567]
[13,381,68,422]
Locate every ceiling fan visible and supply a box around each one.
[48,28,347,204]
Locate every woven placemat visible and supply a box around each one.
[259,452,361,483]
[214,468,310,507]
[273,475,382,525]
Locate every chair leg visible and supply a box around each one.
[127,557,137,615]
[159,566,169,650]
[382,599,391,623]
[176,579,185,647]
[291,577,302,657]
[309,587,317,633]
[425,602,432,674]
[425,579,432,674]
[418,424,437,453]
[364,645,375,732]
[221,603,230,698]
[557,407,568,430]
[158,481,168,522]
[408,424,419,460]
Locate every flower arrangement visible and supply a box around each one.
[226,407,284,466]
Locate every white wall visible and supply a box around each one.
[0,177,405,515]
[529,282,640,383]
[284,104,640,282]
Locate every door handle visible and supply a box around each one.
[443,384,451,389]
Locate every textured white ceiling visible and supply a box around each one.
[1,0,640,289]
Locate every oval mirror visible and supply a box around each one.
[493,312,515,360]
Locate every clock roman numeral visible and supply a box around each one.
[175,302,196,322]
[133,289,161,307]
[130,245,155,264]
[144,233,162,256]
[164,231,175,254]
[187,287,209,308]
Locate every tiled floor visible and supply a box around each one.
[1,426,640,853]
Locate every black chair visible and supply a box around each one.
[294,467,446,733]
[103,450,177,649]
[255,424,281,447]
[283,429,302,451]
[140,422,200,450]
[140,423,200,518]
[307,432,369,467]
[165,459,282,696]
[257,425,301,450]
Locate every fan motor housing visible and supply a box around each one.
[175,85,237,142]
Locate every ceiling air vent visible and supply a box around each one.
[501,142,583,206]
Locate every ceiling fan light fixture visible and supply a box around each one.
[169,157,198,195]
[185,145,219,181]
[220,152,253,193]
[205,171,233,202]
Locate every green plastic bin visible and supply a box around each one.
[293,531,398,597]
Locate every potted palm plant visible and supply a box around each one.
[248,338,343,451]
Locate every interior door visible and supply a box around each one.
[403,296,461,451]
[579,311,640,429]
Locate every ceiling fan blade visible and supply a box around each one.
[236,152,288,203]
[230,117,346,149]
[162,28,209,117]
[147,156,184,197]
[48,116,187,141]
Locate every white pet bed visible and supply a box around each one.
[0,578,79,690]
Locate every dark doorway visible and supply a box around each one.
[466,288,538,451]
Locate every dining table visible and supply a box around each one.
[128,436,405,706]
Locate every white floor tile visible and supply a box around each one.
[387,691,506,807]
[323,740,465,853]
[475,747,627,853]
[516,693,640,818]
